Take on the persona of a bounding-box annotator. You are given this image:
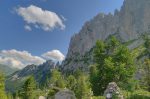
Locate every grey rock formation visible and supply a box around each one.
[104,82,123,99]
[9,60,56,81]
[62,0,150,72]
[39,96,46,99]
[55,89,76,99]
[17,64,37,77]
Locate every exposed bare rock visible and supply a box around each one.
[104,82,123,99]
[39,96,46,99]
[55,89,76,99]
[62,0,150,72]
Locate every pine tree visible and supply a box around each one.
[22,76,36,99]
[49,69,61,86]
[75,74,92,99]
[56,77,66,88]
[144,35,150,57]
[141,35,150,91]
[142,59,150,91]
[7,92,13,99]
[0,72,7,99]
[90,37,135,95]
[67,75,77,91]
[89,65,99,95]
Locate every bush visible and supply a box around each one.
[129,94,150,99]
[123,90,150,99]
[92,96,105,99]
[47,89,58,97]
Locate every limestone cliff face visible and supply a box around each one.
[62,0,150,72]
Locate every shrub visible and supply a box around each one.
[92,96,105,99]
[123,90,150,99]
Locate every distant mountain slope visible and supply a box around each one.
[0,64,18,76]
[6,60,59,92]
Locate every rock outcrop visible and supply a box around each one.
[55,89,76,99]
[39,96,46,99]
[62,0,150,72]
[104,82,123,99]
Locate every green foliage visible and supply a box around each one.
[144,35,150,56]
[128,94,150,99]
[21,76,37,99]
[47,88,59,97]
[89,65,99,95]
[140,36,150,92]
[74,74,92,99]
[123,90,150,99]
[49,69,66,88]
[66,75,77,91]
[121,79,139,92]
[92,96,105,99]
[56,78,66,88]
[6,76,28,94]
[74,69,83,79]
[66,69,92,98]
[90,36,136,95]
[0,72,7,99]
[49,69,61,85]
[141,59,150,91]
[7,93,13,99]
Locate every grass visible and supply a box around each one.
[92,90,150,99]
[123,90,150,99]
[92,96,105,99]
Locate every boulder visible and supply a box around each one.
[104,82,123,99]
[55,89,76,99]
[39,96,46,99]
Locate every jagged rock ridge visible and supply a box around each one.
[62,0,150,72]
[6,60,59,92]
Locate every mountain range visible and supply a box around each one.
[6,60,59,92]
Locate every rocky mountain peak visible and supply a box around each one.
[41,60,55,68]
[62,0,150,72]
[9,60,56,81]
[66,0,150,58]
[17,64,37,77]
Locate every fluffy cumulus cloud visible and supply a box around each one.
[42,50,65,61]
[0,49,65,69]
[16,5,65,31]
[0,49,45,69]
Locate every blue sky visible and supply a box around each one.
[0,0,124,68]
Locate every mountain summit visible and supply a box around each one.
[62,0,150,72]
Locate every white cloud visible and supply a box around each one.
[24,25,32,31]
[42,50,65,61]
[0,49,65,69]
[0,57,24,69]
[0,49,45,69]
[16,5,65,31]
